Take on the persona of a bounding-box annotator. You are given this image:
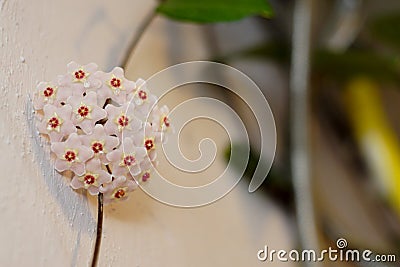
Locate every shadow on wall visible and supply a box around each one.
[26,96,96,233]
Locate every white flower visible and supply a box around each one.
[100,176,138,204]
[50,133,94,176]
[71,159,112,195]
[66,91,107,134]
[33,62,172,205]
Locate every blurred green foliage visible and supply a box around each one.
[370,12,400,51]
[157,0,273,23]
[313,49,400,83]
[225,143,294,210]
[217,42,290,64]
[217,43,400,83]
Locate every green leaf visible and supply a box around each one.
[370,12,400,51]
[157,0,273,23]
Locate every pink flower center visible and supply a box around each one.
[142,171,150,182]
[110,78,121,88]
[74,70,86,80]
[91,142,103,154]
[138,90,147,100]
[163,116,170,127]
[118,115,129,127]
[44,87,54,97]
[64,150,76,162]
[48,117,60,129]
[123,155,136,166]
[84,174,95,185]
[144,139,154,150]
[77,105,89,117]
[114,189,125,199]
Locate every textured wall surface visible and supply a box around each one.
[0,0,295,266]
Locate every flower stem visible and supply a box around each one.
[90,6,157,267]
[91,193,104,267]
[121,9,157,69]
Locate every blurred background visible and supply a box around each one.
[1,0,400,266]
[215,0,400,265]
[142,0,400,265]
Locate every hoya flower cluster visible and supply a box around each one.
[33,62,171,204]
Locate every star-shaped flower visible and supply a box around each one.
[66,91,107,134]
[51,133,94,175]
[70,158,111,195]
[104,103,142,139]
[106,137,146,176]
[80,124,119,164]
[150,105,174,144]
[151,105,172,133]
[99,176,138,204]
[33,81,60,110]
[132,123,162,161]
[94,67,136,106]
[58,62,101,96]
[38,104,76,142]
[133,157,155,183]
[127,78,157,120]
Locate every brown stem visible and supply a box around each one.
[90,5,158,267]
[121,9,157,69]
[91,166,112,267]
[91,193,104,267]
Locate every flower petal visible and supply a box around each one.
[88,186,100,195]
[106,149,122,163]
[51,142,66,158]
[129,164,141,176]
[71,176,84,190]
[71,162,85,176]
[67,61,80,73]
[55,159,69,172]
[78,146,94,162]
[112,67,124,77]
